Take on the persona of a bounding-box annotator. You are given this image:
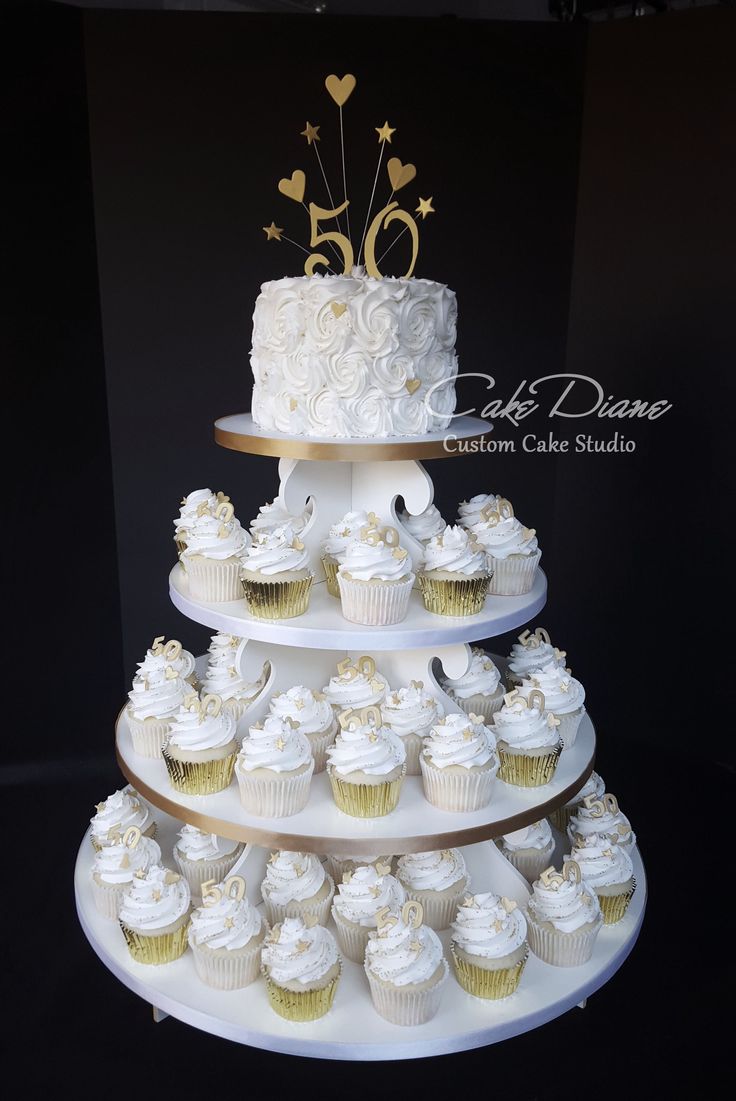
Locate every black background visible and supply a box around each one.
[5,1,733,1095]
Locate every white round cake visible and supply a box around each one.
[249,272,458,438]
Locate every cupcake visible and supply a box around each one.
[450,893,529,999]
[506,626,567,689]
[419,713,499,812]
[396,849,470,930]
[188,877,267,989]
[200,632,267,722]
[399,503,447,544]
[498,820,555,884]
[118,864,191,965]
[90,788,155,851]
[418,525,490,616]
[567,791,636,850]
[518,661,586,748]
[470,497,541,596]
[267,686,337,772]
[550,771,605,833]
[331,863,406,962]
[321,509,370,597]
[260,851,335,926]
[322,655,388,711]
[90,832,161,920]
[240,522,314,619]
[235,714,314,817]
[172,824,244,901]
[380,680,443,774]
[250,497,311,538]
[364,903,448,1025]
[326,707,406,818]
[337,522,414,626]
[525,861,603,966]
[439,647,505,721]
[173,488,219,555]
[262,916,341,1022]
[180,499,251,602]
[567,832,636,924]
[162,692,239,795]
[325,853,395,882]
[493,689,563,787]
[457,493,498,530]
[126,644,188,758]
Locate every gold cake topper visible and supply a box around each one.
[263,73,435,278]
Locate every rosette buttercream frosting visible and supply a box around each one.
[90,789,153,847]
[238,715,313,773]
[451,893,527,959]
[241,523,310,576]
[421,525,487,575]
[250,497,310,537]
[457,493,499,529]
[519,661,585,715]
[201,633,265,704]
[322,662,388,709]
[399,503,446,543]
[119,865,190,932]
[332,865,406,927]
[327,718,406,778]
[189,890,263,951]
[322,510,370,559]
[440,647,502,700]
[527,869,601,933]
[364,912,445,987]
[262,916,340,986]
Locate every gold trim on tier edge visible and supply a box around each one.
[115,709,596,854]
[214,420,492,462]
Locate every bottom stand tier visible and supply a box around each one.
[75,812,646,1061]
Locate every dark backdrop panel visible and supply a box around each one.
[84,10,587,682]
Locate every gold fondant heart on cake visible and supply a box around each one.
[325,74,356,107]
[405,378,421,395]
[331,301,348,318]
[387,157,416,192]
[278,170,306,203]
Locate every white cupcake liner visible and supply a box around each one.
[399,732,424,776]
[184,557,243,602]
[555,706,585,750]
[525,910,602,966]
[337,572,415,626]
[500,842,556,885]
[91,877,125,920]
[173,847,244,901]
[190,937,263,989]
[419,756,497,813]
[401,881,470,931]
[307,726,337,774]
[365,960,449,1025]
[487,549,541,596]
[262,875,335,927]
[127,714,171,758]
[235,761,314,818]
[451,688,506,722]
[331,909,374,964]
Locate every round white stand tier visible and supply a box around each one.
[75,813,646,1060]
[169,563,547,650]
[115,709,595,853]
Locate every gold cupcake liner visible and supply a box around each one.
[450,945,528,999]
[497,741,562,787]
[418,574,489,617]
[241,574,313,619]
[120,917,190,965]
[321,555,340,598]
[262,967,341,1021]
[327,765,406,818]
[597,878,637,925]
[162,747,237,795]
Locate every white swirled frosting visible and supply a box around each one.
[261,851,328,907]
[457,494,499,529]
[322,510,370,559]
[568,801,636,848]
[201,633,264,703]
[527,869,601,932]
[421,525,487,575]
[167,702,236,754]
[241,523,310,577]
[381,683,443,737]
[339,530,413,582]
[471,514,539,560]
[451,893,527,958]
[174,824,240,862]
[322,664,388,709]
[507,633,566,679]
[238,715,312,774]
[250,497,311,537]
[90,788,152,845]
[119,865,190,931]
[365,912,446,987]
[441,647,501,699]
[493,695,559,750]
[174,489,217,538]
[189,891,262,951]
[501,820,553,853]
[127,652,187,722]
[422,713,497,770]
[333,865,406,927]
[519,661,585,715]
[250,273,458,438]
[93,836,161,885]
[567,832,634,888]
[327,718,406,777]
[263,916,340,985]
[269,686,336,737]
[564,771,605,811]
[397,849,467,893]
[181,509,250,561]
[399,503,446,543]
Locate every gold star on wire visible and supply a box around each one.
[262,222,283,242]
[301,121,320,144]
[375,121,396,144]
[415,197,435,220]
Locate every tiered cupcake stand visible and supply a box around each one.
[74,414,646,1060]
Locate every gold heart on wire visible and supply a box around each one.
[278,170,306,203]
[325,73,357,107]
[387,157,416,191]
